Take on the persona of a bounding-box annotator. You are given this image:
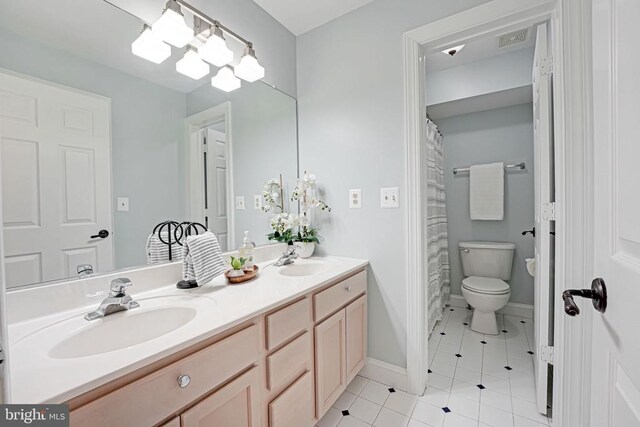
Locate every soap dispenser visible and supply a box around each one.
[239,231,255,269]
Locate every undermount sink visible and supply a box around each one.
[278,262,329,277]
[49,306,197,359]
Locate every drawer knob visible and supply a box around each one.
[177,374,191,388]
[345,285,352,292]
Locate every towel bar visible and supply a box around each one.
[453,162,525,175]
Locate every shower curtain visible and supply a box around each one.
[424,117,451,334]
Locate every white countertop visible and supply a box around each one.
[9,256,368,404]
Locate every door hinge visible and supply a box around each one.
[541,56,554,76]
[541,345,554,364]
[542,202,556,221]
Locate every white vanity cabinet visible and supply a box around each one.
[67,267,367,427]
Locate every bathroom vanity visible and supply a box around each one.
[8,255,368,427]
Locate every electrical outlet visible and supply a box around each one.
[117,197,129,212]
[235,196,245,210]
[349,189,362,209]
[254,195,262,210]
[380,187,399,208]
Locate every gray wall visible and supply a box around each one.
[296,0,490,368]
[0,27,187,270]
[438,103,535,305]
[187,83,298,249]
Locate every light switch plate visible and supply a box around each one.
[235,196,245,210]
[349,189,362,209]
[380,187,399,208]
[254,195,262,210]
[117,197,129,212]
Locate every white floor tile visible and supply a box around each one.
[338,416,372,427]
[318,407,343,427]
[430,360,457,378]
[334,391,358,411]
[411,401,446,427]
[350,397,383,424]
[450,380,481,402]
[384,390,418,416]
[360,380,392,405]
[428,372,454,392]
[511,397,549,425]
[419,387,450,407]
[513,415,548,427]
[347,376,370,395]
[481,374,511,394]
[408,419,433,427]
[480,389,512,411]
[374,407,410,427]
[442,413,479,427]
[447,394,480,420]
[479,404,514,427]
[454,367,482,385]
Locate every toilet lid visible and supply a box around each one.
[462,276,510,294]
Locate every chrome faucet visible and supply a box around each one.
[84,278,140,321]
[274,246,298,267]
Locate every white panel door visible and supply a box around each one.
[0,71,112,287]
[589,1,640,425]
[532,22,553,415]
[205,128,229,251]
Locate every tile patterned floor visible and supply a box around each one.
[317,307,551,427]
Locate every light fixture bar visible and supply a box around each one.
[174,0,253,47]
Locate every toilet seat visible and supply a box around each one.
[462,276,510,295]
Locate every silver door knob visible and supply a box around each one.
[177,374,191,388]
[345,286,352,292]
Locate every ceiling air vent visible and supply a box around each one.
[498,28,530,48]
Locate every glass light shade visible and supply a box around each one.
[152,8,193,48]
[199,31,234,67]
[234,50,265,82]
[131,27,171,64]
[211,66,241,92]
[176,48,210,80]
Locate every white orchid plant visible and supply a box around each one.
[262,173,331,244]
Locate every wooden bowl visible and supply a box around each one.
[225,265,259,284]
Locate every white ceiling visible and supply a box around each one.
[425,25,535,73]
[251,0,375,36]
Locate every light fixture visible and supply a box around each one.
[152,0,194,48]
[176,46,210,80]
[211,66,241,92]
[131,24,171,64]
[441,44,465,56]
[234,45,265,82]
[199,25,234,67]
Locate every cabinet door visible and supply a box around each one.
[181,367,260,427]
[346,295,367,383]
[314,309,346,417]
[160,417,180,427]
[268,371,314,427]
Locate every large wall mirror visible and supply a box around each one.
[0,0,298,289]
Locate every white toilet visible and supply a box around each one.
[459,241,515,334]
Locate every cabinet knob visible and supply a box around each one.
[345,286,352,292]
[177,374,191,388]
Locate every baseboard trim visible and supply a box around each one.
[359,358,409,393]
[448,294,533,319]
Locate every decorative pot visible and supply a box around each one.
[294,241,315,258]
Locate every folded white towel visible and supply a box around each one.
[470,162,504,220]
[146,231,183,264]
[182,231,226,285]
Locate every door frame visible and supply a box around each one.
[185,102,235,247]
[402,0,593,425]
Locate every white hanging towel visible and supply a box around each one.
[182,231,226,286]
[146,231,183,264]
[469,162,504,220]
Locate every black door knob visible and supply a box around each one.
[90,229,109,239]
[562,278,607,316]
[522,227,535,237]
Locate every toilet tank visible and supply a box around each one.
[459,241,516,280]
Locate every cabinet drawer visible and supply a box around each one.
[266,298,310,350]
[70,324,261,427]
[314,270,366,322]
[268,371,314,427]
[266,332,311,391]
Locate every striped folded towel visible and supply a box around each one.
[182,231,226,285]
[146,231,184,264]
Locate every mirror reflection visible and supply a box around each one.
[0,0,298,288]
